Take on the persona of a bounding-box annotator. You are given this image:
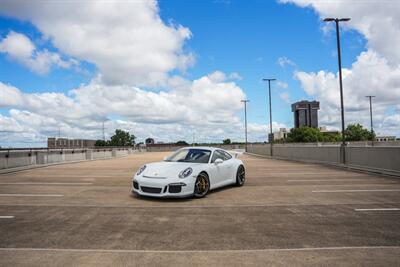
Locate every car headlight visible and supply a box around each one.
[136,165,146,176]
[179,167,193,178]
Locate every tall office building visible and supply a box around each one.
[291,100,320,128]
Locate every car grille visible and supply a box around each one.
[133,181,139,189]
[141,186,162,194]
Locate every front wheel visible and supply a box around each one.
[236,165,245,186]
[194,173,210,198]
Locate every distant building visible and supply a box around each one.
[48,138,96,149]
[376,136,396,142]
[319,126,340,135]
[292,100,320,128]
[273,128,288,140]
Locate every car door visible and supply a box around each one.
[219,150,237,182]
[209,150,231,188]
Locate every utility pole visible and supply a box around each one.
[262,78,276,157]
[102,121,105,141]
[366,95,376,146]
[241,100,250,152]
[365,96,375,133]
[323,17,350,164]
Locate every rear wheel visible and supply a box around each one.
[194,172,210,198]
[236,165,245,186]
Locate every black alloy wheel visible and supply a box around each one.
[236,165,245,186]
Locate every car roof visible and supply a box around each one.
[180,146,226,152]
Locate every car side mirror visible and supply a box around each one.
[214,158,223,164]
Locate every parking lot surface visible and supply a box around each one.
[0,152,399,266]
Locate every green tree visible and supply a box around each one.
[321,131,342,142]
[109,129,135,146]
[344,124,375,141]
[223,138,231,145]
[95,140,107,147]
[286,126,323,143]
[176,140,189,146]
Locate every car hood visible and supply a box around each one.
[140,161,204,178]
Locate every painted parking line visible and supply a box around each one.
[312,189,400,193]
[0,216,14,219]
[288,179,367,182]
[0,246,398,253]
[0,194,63,197]
[0,182,92,185]
[355,208,400,212]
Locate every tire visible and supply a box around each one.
[194,172,210,198]
[236,165,245,186]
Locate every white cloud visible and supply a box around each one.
[279,0,400,65]
[277,81,288,89]
[295,50,400,135]
[0,0,193,86]
[229,72,243,81]
[280,0,400,137]
[280,92,291,103]
[0,31,75,74]
[277,56,296,68]
[0,71,254,145]
[248,122,288,142]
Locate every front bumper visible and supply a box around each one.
[131,175,195,198]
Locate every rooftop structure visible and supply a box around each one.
[292,100,320,128]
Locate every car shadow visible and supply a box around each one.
[208,184,237,195]
[130,193,195,203]
[130,183,239,202]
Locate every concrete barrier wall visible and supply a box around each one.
[247,144,400,176]
[65,150,87,162]
[92,150,113,160]
[274,145,341,164]
[346,146,400,173]
[0,148,135,170]
[0,151,37,169]
[247,144,271,156]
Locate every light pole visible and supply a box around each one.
[262,78,276,156]
[365,96,375,133]
[323,17,350,164]
[241,100,250,152]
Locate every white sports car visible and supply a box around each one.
[131,147,245,198]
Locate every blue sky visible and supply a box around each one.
[158,0,366,126]
[0,0,399,147]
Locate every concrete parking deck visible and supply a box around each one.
[0,152,399,266]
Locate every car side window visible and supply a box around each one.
[211,150,224,163]
[220,150,232,160]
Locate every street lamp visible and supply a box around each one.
[323,17,350,164]
[262,78,276,156]
[241,100,250,152]
[365,95,375,133]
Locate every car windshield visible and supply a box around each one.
[165,149,211,163]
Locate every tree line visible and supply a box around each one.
[95,129,136,147]
[281,123,375,143]
[95,124,375,147]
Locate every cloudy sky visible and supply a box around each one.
[0,0,399,147]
